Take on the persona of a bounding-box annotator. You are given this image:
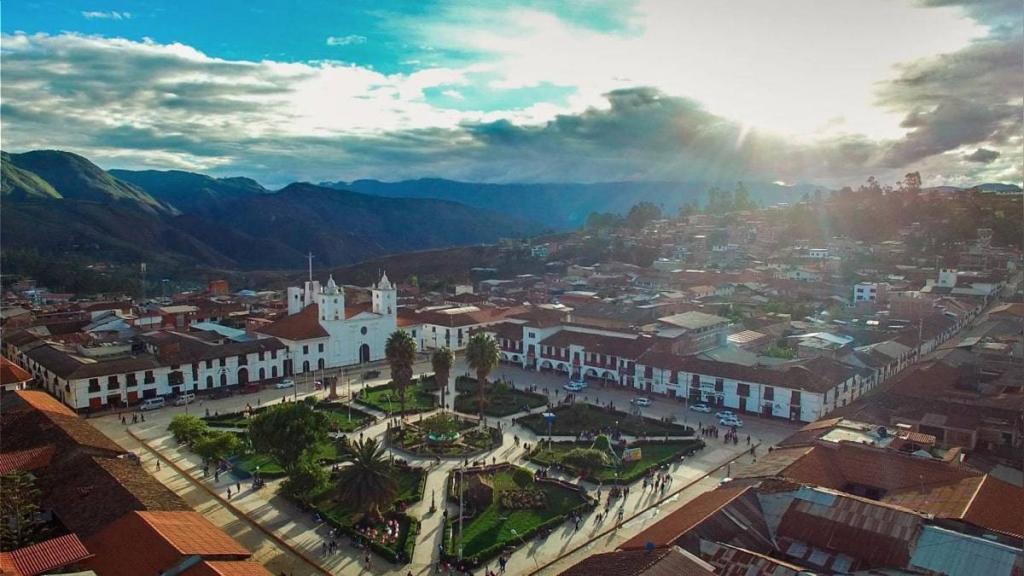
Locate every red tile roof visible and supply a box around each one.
[84,511,252,576]
[0,533,92,576]
[619,485,751,550]
[0,357,32,386]
[0,446,55,475]
[256,304,328,341]
[181,560,274,576]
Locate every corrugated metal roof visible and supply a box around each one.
[910,525,1024,576]
[6,533,92,576]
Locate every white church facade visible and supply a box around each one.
[256,273,397,374]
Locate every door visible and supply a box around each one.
[738,397,747,413]
[359,344,370,364]
[238,367,249,386]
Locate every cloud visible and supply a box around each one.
[0,25,1020,188]
[325,34,366,46]
[964,148,1000,163]
[82,10,131,20]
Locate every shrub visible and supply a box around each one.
[499,489,545,510]
[169,414,208,444]
[511,467,533,488]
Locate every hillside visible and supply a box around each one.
[0,150,544,274]
[110,169,268,217]
[320,178,817,229]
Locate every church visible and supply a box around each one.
[256,272,397,374]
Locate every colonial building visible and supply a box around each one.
[257,272,397,370]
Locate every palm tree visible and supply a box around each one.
[386,330,417,417]
[336,438,398,523]
[465,333,499,421]
[431,347,454,411]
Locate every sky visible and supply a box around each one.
[1,0,1021,188]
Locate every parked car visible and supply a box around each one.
[564,382,586,392]
[714,410,735,419]
[719,416,744,428]
[274,379,295,389]
[139,397,166,411]
[631,397,651,407]
[689,403,712,413]
[173,393,196,406]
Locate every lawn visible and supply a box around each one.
[204,401,373,432]
[517,403,692,437]
[453,377,547,417]
[230,437,348,479]
[357,381,437,415]
[444,467,591,565]
[529,439,703,484]
[310,464,426,564]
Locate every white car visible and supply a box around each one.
[719,416,744,428]
[689,403,712,413]
[274,379,295,389]
[173,392,195,406]
[714,410,735,419]
[631,397,651,407]
[564,382,586,393]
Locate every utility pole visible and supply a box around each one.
[307,252,314,282]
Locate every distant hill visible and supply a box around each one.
[110,169,269,217]
[0,150,544,273]
[5,150,172,213]
[320,178,819,229]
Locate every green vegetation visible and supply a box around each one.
[0,471,51,549]
[466,333,500,418]
[169,414,209,444]
[192,430,243,463]
[203,402,372,432]
[386,330,418,416]
[389,414,500,457]
[530,439,702,484]
[453,376,546,417]
[431,347,454,409]
[444,467,591,565]
[358,380,437,414]
[517,403,692,437]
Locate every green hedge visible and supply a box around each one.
[517,403,692,437]
[529,439,703,484]
[453,377,547,417]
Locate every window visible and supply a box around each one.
[715,378,724,392]
[763,387,774,401]
[791,390,801,405]
[107,375,120,390]
[126,373,138,387]
[168,371,184,386]
[303,345,309,355]
[205,359,213,369]
[206,376,213,389]
[361,326,368,335]
[737,383,749,397]
[318,343,324,353]
[237,354,247,366]
[144,371,155,384]
[644,365,653,378]
[258,351,265,361]
[88,378,100,393]
[528,332,536,338]
[219,358,226,367]
[271,350,278,359]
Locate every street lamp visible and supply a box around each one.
[543,411,556,449]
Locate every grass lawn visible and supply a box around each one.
[318,401,375,432]
[230,439,348,479]
[518,403,692,437]
[358,381,437,415]
[529,439,703,484]
[453,377,547,417]
[310,464,425,563]
[445,468,590,564]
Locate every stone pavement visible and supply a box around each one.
[92,360,799,575]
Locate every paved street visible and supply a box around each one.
[91,358,801,576]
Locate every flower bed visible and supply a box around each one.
[443,465,593,566]
[452,377,547,417]
[388,413,501,457]
[499,489,546,510]
[529,439,703,484]
[517,403,693,437]
[356,380,437,415]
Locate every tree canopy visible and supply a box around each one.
[249,402,328,473]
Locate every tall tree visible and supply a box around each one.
[733,181,756,211]
[386,330,417,417]
[625,202,661,229]
[192,430,242,464]
[0,471,48,550]
[249,402,328,475]
[465,333,500,420]
[431,346,454,411]
[336,438,398,523]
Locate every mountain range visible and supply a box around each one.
[1,150,542,272]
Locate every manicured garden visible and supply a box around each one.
[452,376,547,417]
[529,437,703,484]
[443,465,593,565]
[517,403,692,437]
[231,436,347,479]
[388,412,502,457]
[357,380,437,415]
[203,401,374,433]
